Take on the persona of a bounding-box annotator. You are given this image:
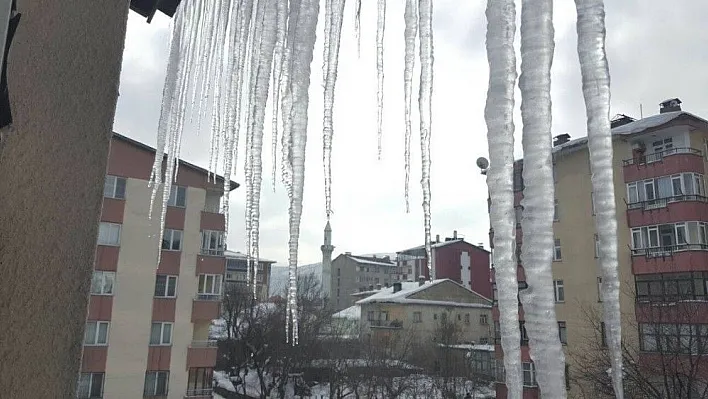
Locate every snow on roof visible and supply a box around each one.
[332,305,361,320]
[224,250,277,264]
[355,279,492,309]
[345,255,396,267]
[441,344,495,352]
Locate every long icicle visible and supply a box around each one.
[354,0,362,58]
[574,0,623,397]
[484,0,522,396]
[322,0,347,220]
[376,0,386,160]
[285,0,319,345]
[418,0,434,279]
[402,0,418,213]
[271,0,288,192]
[517,0,566,396]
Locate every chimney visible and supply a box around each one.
[393,282,402,293]
[376,284,382,290]
[553,133,571,147]
[418,275,426,286]
[435,234,440,243]
[478,242,484,249]
[660,98,682,114]
[453,230,458,239]
[610,113,636,128]
[345,251,351,255]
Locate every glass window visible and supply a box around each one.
[103,175,126,199]
[187,368,214,392]
[77,373,104,399]
[480,314,488,325]
[515,206,522,225]
[553,239,562,261]
[201,230,225,255]
[558,321,567,344]
[631,228,642,249]
[672,175,683,196]
[144,371,169,396]
[465,313,471,324]
[554,199,559,221]
[640,324,658,352]
[594,234,600,258]
[154,275,178,298]
[554,280,565,302]
[84,321,109,345]
[413,311,422,323]
[597,277,603,302]
[97,222,121,246]
[198,274,223,298]
[684,174,695,196]
[161,229,183,251]
[644,180,656,200]
[523,362,536,387]
[90,271,115,295]
[167,185,186,207]
[150,322,173,345]
[520,321,529,345]
[591,191,597,214]
[676,223,688,245]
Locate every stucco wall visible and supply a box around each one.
[0,1,129,397]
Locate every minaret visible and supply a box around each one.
[321,221,335,298]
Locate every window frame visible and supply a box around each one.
[522,362,537,387]
[597,277,603,302]
[143,371,170,396]
[84,321,110,346]
[553,239,562,261]
[167,185,187,207]
[149,322,173,346]
[97,222,122,246]
[90,271,115,296]
[413,311,422,323]
[554,280,565,303]
[103,175,126,200]
[76,372,104,399]
[558,321,567,345]
[200,230,225,256]
[480,314,488,325]
[154,275,178,298]
[553,199,559,221]
[161,228,183,251]
[197,274,223,298]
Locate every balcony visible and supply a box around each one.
[623,147,703,182]
[191,296,221,322]
[184,388,213,399]
[631,244,708,274]
[186,340,218,368]
[627,195,708,227]
[200,211,225,231]
[369,319,403,329]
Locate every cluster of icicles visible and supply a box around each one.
[148,0,624,396]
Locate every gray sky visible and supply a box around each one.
[114,0,708,265]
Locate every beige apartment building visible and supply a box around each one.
[78,133,236,399]
[492,99,708,398]
[224,250,275,302]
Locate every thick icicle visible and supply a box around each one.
[574,1,623,397]
[484,0,522,396]
[284,0,319,345]
[517,0,566,396]
[322,0,347,220]
[271,0,288,191]
[402,0,417,213]
[376,0,386,160]
[418,0,434,278]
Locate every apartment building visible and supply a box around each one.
[490,99,708,398]
[329,252,397,312]
[398,232,492,298]
[224,250,275,302]
[78,133,236,399]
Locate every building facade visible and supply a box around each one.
[329,253,397,312]
[491,99,708,398]
[224,250,275,302]
[398,232,492,299]
[78,133,235,399]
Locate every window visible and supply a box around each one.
[492,283,498,304]
[554,199,559,221]
[91,271,115,295]
[367,311,375,321]
[480,314,488,325]
[591,191,597,215]
[201,230,225,255]
[103,175,126,199]
[167,185,186,207]
[520,321,529,345]
[187,368,213,395]
[522,362,537,387]
[553,239,562,261]
[635,272,708,303]
[514,206,522,226]
[154,275,178,298]
[433,313,438,320]
[558,321,567,344]
[413,311,422,323]
[150,322,173,345]
[597,277,603,302]
[594,234,600,258]
[84,321,109,346]
[465,313,471,324]
[458,314,462,321]
[600,322,607,347]
[494,321,501,344]
[98,222,121,246]
[198,274,222,298]
[161,229,183,251]
[441,312,447,322]
[554,280,565,302]
[76,373,104,399]
[652,137,673,153]
[143,371,169,396]
[627,183,639,204]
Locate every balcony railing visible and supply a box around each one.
[622,147,702,166]
[185,388,213,397]
[627,194,708,211]
[631,243,708,257]
[368,319,403,329]
[190,340,218,348]
[195,293,222,301]
[200,248,225,256]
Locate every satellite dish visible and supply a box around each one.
[476,157,489,170]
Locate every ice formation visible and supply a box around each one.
[418,0,434,276]
[376,0,385,160]
[402,0,417,213]
[483,0,522,396]
[575,0,623,397]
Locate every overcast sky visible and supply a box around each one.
[114,0,707,265]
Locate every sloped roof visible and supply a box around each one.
[337,253,396,267]
[398,238,489,256]
[356,279,492,309]
[332,305,361,320]
[224,250,276,264]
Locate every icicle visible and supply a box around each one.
[418,0,434,278]
[271,0,288,192]
[484,0,522,396]
[574,1,623,397]
[375,0,385,160]
[322,0,347,220]
[354,0,362,58]
[403,0,418,213]
[517,0,566,396]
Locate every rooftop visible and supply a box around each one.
[340,253,396,267]
[398,238,489,256]
[356,279,492,309]
[224,250,277,264]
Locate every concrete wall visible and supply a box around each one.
[0,1,129,397]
